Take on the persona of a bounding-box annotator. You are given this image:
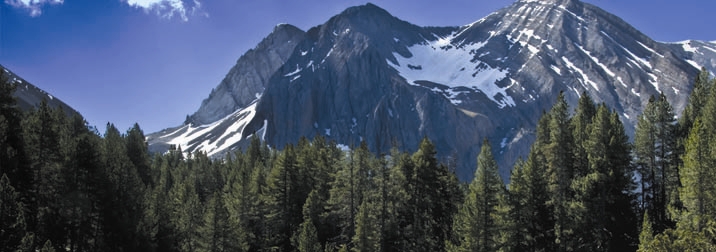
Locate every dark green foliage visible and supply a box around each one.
[448,140,506,252]
[635,94,679,233]
[0,173,31,251]
[507,151,552,252]
[544,92,576,251]
[5,77,716,252]
[0,71,31,209]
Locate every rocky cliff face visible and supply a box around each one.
[186,24,306,125]
[148,0,711,180]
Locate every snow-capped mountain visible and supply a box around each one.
[1,65,79,116]
[148,0,710,180]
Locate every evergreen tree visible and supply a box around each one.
[295,190,323,252]
[0,173,31,251]
[197,192,233,252]
[99,123,147,251]
[544,92,575,251]
[507,150,552,252]
[637,212,654,252]
[448,140,506,252]
[0,70,30,208]
[325,142,374,247]
[403,137,459,252]
[678,119,716,232]
[572,105,637,251]
[126,123,152,186]
[635,94,678,232]
[571,92,597,178]
[352,197,380,252]
[23,100,68,248]
[679,67,712,134]
[265,144,302,251]
[64,116,105,252]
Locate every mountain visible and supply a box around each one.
[666,40,716,75]
[148,0,709,180]
[1,65,79,116]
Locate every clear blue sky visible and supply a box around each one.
[2,0,714,133]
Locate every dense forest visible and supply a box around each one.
[1,69,715,252]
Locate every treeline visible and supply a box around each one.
[1,68,715,252]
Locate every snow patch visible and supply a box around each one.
[337,144,350,152]
[550,65,562,75]
[388,32,515,108]
[557,5,586,23]
[681,41,697,53]
[686,59,701,69]
[562,56,599,91]
[165,102,259,156]
[285,64,302,76]
[325,128,331,136]
[637,41,664,58]
[631,88,641,97]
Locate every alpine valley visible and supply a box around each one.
[146,0,716,180]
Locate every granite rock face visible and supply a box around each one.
[186,24,306,125]
[149,0,711,181]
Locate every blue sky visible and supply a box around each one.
[2,0,715,133]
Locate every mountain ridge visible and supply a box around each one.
[148,0,710,180]
[1,64,80,117]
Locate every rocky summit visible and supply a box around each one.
[147,0,712,180]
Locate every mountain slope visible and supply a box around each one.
[148,0,707,180]
[1,65,79,116]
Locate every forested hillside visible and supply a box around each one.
[1,69,715,251]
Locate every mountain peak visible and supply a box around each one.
[518,0,578,5]
[333,2,399,26]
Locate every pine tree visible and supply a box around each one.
[64,115,105,252]
[404,137,459,252]
[126,123,152,186]
[0,173,31,251]
[637,212,654,252]
[571,91,597,178]
[99,123,147,251]
[265,144,302,251]
[679,68,712,134]
[678,119,716,232]
[296,217,322,252]
[635,94,678,232]
[352,197,380,252]
[544,92,575,251]
[572,105,637,251]
[507,150,552,252]
[325,142,372,247]
[295,190,323,252]
[448,140,506,252]
[23,100,68,248]
[384,149,412,251]
[197,192,233,252]
[0,70,31,209]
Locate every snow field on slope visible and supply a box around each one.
[387,33,516,108]
[164,102,259,156]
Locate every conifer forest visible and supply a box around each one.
[1,69,715,251]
